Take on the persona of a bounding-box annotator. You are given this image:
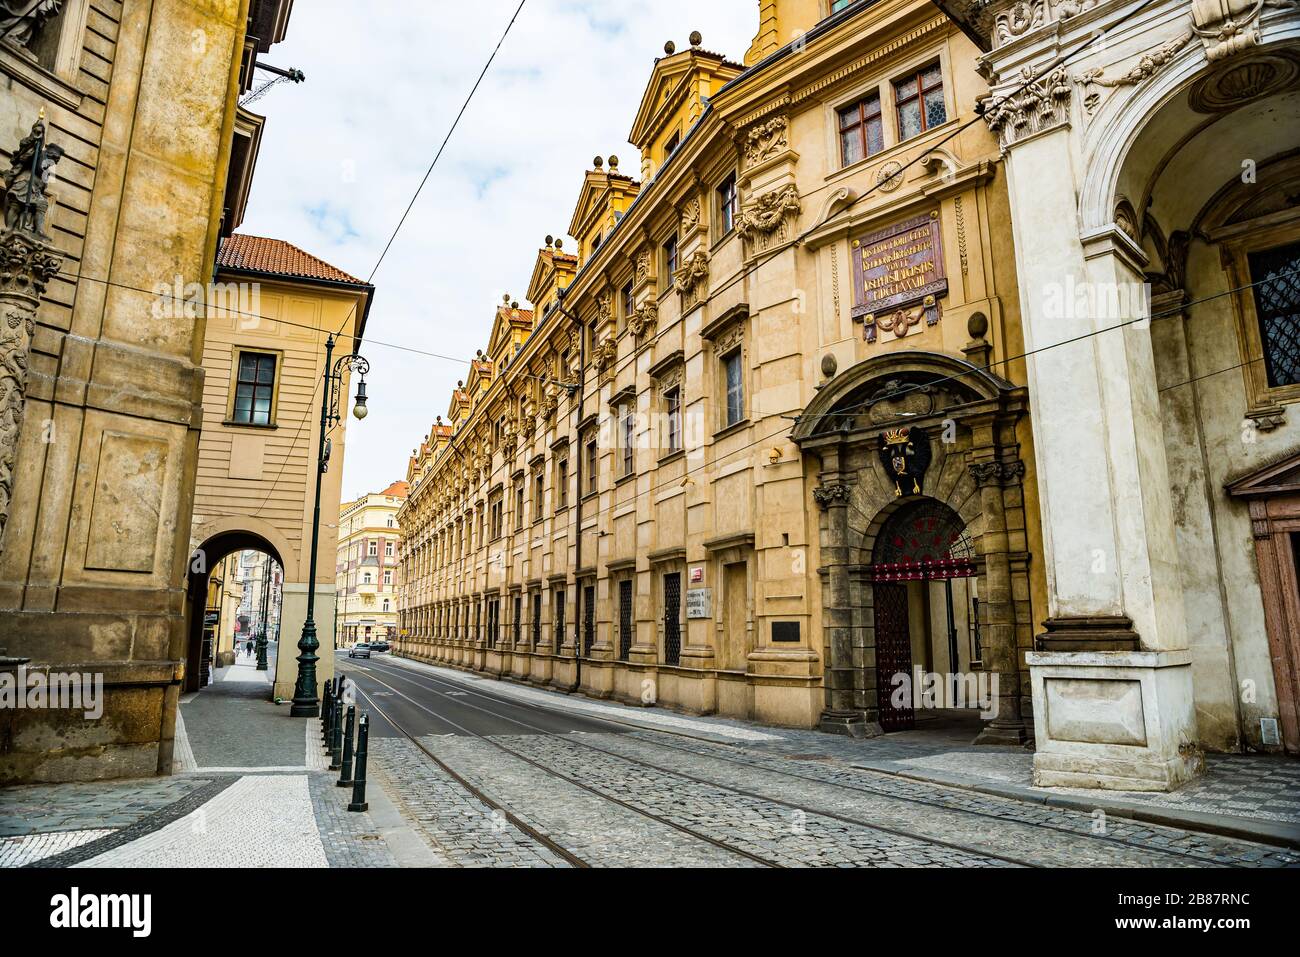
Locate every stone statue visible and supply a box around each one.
[0,0,64,58]
[3,118,64,239]
[0,116,64,555]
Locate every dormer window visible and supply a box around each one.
[664,131,680,159]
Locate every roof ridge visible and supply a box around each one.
[218,233,370,286]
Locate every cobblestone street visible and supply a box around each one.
[341,656,1300,868]
[4,652,1298,869]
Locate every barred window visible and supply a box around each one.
[1250,241,1300,388]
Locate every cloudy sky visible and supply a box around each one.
[241,0,756,502]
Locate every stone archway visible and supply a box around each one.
[185,530,284,695]
[867,498,977,731]
[792,350,1034,743]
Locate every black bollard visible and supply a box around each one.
[329,696,344,771]
[337,704,355,787]
[347,713,369,812]
[322,679,334,745]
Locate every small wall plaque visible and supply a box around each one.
[772,621,800,643]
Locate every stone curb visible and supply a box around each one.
[852,762,1300,851]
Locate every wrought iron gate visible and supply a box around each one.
[618,580,633,661]
[874,582,914,731]
[663,572,681,665]
[583,585,595,655]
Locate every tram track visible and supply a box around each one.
[359,656,1271,868]
[349,670,783,868]
[349,658,1041,868]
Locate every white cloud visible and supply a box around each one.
[239,0,756,502]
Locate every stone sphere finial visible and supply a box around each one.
[664,40,676,55]
[608,155,619,170]
[968,311,989,340]
[545,235,554,248]
[593,155,604,169]
[511,300,519,309]
[689,31,702,47]
[555,238,564,250]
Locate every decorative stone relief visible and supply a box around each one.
[741,115,788,168]
[655,363,684,395]
[634,249,651,285]
[1114,197,1141,244]
[679,197,701,234]
[627,298,659,341]
[874,161,905,192]
[0,118,64,555]
[673,249,710,306]
[1191,0,1279,62]
[595,291,613,327]
[592,335,618,381]
[1071,32,1190,107]
[991,0,1098,49]
[981,65,1073,151]
[736,183,800,254]
[969,460,1026,487]
[0,0,65,61]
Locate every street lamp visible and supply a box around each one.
[291,334,371,718]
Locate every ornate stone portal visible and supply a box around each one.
[792,352,1034,744]
[0,117,64,555]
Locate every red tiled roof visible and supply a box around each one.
[217,234,369,286]
[380,480,409,499]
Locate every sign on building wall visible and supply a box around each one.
[686,588,711,619]
[851,210,947,343]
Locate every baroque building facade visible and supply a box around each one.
[0,0,296,782]
[395,0,1050,743]
[937,0,1300,788]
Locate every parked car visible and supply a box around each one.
[369,641,391,653]
[348,643,371,659]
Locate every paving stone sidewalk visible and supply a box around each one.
[0,662,407,868]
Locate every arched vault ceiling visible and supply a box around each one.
[1120,90,1299,234]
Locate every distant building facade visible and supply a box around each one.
[337,482,408,645]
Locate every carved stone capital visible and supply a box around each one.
[813,483,851,510]
[981,65,1073,151]
[968,459,1026,487]
[0,228,62,300]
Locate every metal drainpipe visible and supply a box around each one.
[555,287,585,694]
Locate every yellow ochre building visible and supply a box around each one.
[395,0,1048,742]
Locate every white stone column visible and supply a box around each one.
[1001,125,1200,790]
[1003,126,1188,652]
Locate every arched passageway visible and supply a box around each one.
[185,532,284,695]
